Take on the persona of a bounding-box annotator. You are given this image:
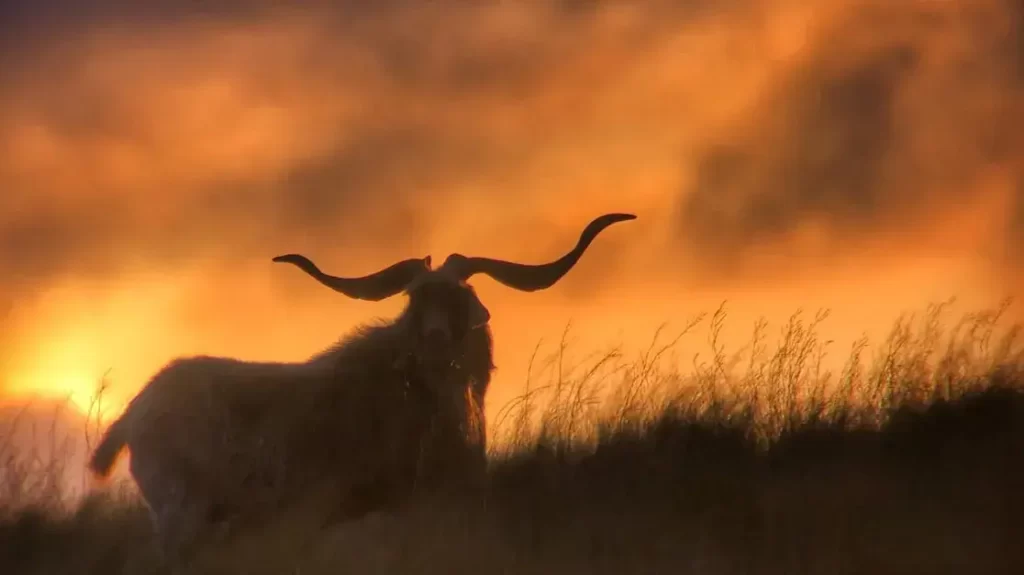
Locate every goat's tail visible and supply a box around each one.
[88,416,129,479]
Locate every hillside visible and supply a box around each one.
[2,303,1023,575]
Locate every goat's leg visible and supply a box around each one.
[130,452,218,569]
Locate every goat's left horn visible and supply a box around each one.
[442,213,636,292]
[273,254,430,301]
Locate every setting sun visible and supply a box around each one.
[4,317,127,418]
[2,275,193,418]
[5,366,102,415]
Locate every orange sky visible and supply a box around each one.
[1,0,1023,438]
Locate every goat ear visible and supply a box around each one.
[465,294,491,330]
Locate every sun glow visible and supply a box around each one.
[4,322,129,419]
[2,275,194,418]
[5,367,104,415]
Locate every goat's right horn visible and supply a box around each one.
[443,213,636,292]
[273,254,431,301]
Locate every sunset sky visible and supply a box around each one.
[1,0,1022,434]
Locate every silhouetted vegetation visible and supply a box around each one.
[2,301,1023,574]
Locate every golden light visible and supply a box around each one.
[5,366,102,416]
[2,275,195,418]
[3,307,114,416]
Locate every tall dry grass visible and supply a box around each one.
[2,300,1023,574]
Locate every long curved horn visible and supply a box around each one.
[273,254,430,301]
[442,213,636,292]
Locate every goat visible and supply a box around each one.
[86,212,636,564]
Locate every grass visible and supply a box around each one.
[2,299,1024,574]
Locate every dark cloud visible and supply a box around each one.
[0,124,490,295]
[1006,176,1024,271]
[0,0,309,36]
[675,0,1024,277]
[0,1,662,304]
[7,0,1021,311]
[1,198,125,292]
[682,43,914,249]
